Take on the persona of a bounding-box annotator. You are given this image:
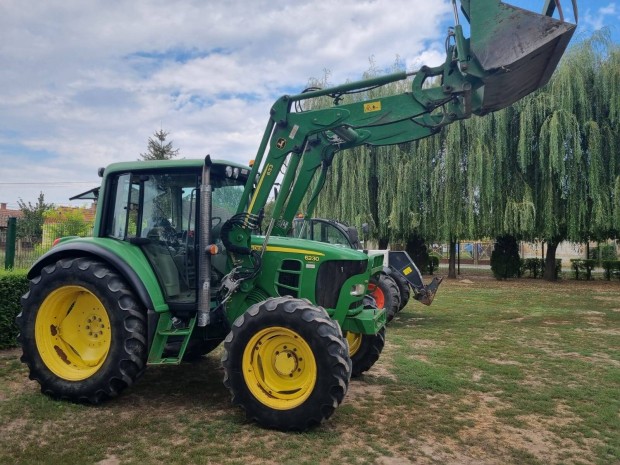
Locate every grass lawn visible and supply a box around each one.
[1,275,618,465]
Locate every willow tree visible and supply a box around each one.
[599,45,620,233]
[303,34,619,281]
[515,33,620,280]
[303,61,414,246]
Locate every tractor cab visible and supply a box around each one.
[98,160,250,308]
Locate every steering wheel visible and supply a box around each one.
[153,218,178,244]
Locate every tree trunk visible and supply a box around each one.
[543,240,559,281]
[448,238,457,279]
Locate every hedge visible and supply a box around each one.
[0,270,29,349]
[602,260,620,281]
[521,258,562,279]
[570,259,596,280]
[427,253,440,275]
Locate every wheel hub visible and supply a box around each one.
[83,314,106,340]
[273,348,299,377]
[35,286,111,381]
[242,326,317,410]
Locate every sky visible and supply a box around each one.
[0,0,617,209]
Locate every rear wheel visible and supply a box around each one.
[17,257,147,403]
[222,296,351,431]
[368,274,400,322]
[345,328,385,377]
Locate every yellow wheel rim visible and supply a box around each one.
[35,286,111,381]
[345,331,362,357]
[242,326,316,410]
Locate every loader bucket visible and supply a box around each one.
[462,0,577,115]
[413,276,443,306]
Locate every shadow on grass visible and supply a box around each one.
[391,309,451,328]
[113,353,232,411]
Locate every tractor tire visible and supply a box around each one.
[368,273,400,322]
[389,270,411,311]
[222,296,351,431]
[345,327,385,377]
[17,257,147,404]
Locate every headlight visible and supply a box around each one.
[350,284,366,296]
[225,166,233,177]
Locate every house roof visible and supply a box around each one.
[0,204,23,228]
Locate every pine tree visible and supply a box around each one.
[139,129,180,160]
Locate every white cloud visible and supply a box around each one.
[0,0,454,205]
[5,0,613,208]
[14,1,600,207]
[584,3,617,31]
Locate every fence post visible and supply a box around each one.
[4,217,16,270]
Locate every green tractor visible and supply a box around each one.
[17,0,576,431]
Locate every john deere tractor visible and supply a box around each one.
[17,0,576,431]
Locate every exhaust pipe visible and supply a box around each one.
[197,155,213,327]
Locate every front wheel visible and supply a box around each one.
[368,274,401,322]
[17,257,147,403]
[222,296,351,431]
[345,328,385,377]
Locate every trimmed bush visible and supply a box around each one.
[602,260,620,280]
[570,259,596,280]
[490,235,521,280]
[521,258,561,279]
[427,253,440,275]
[0,270,29,349]
[523,258,543,278]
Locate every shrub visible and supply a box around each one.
[589,244,617,261]
[490,235,521,280]
[0,270,29,349]
[523,258,543,278]
[570,259,596,280]
[602,260,620,280]
[427,253,440,275]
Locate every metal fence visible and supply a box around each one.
[430,241,494,266]
[1,216,93,270]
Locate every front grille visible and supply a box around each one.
[316,259,367,308]
[276,259,302,298]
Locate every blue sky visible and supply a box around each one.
[0,0,617,208]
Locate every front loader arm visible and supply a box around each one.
[227,0,576,282]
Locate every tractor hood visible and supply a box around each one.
[251,235,369,261]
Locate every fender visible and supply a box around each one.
[27,237,168,312]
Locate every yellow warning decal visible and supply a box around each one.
[363,101,381,113]
[403,266,412,275]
